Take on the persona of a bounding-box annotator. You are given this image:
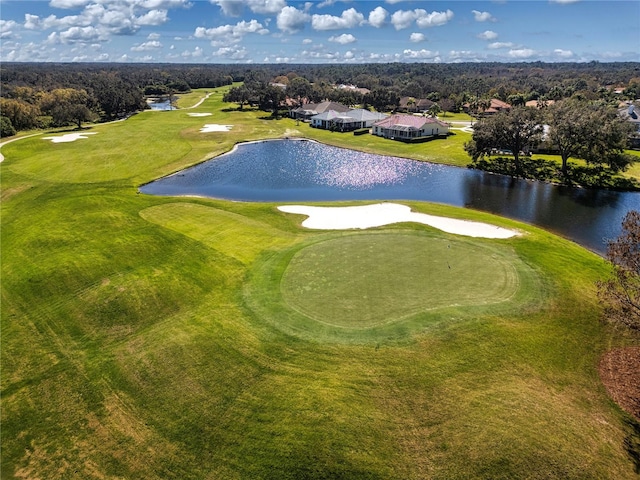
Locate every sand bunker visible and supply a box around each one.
[188,113,212,117]
[278,203,519,239]
[42,132,97,143]
[200,124,233,132]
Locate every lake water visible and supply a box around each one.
[140,139,640,254]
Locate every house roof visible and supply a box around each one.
[525,99,555,108]
[311,109,388,123]
[373,114,448,129]
[343,109,388,122]
[294,101,350,116]
[311,110,342,121]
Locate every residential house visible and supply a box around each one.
[372,114,449,141]
[463,98,512,116]
[310,109,388,131]
[290,101,350,121]
[620,102,640,148]
[525,99,555,108]
[398,97,435,113]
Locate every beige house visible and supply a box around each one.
[372,114,449,141]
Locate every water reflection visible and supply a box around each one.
[140,139,640,254]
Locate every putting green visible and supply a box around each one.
[282,233,518,327]
[245,230,543,343]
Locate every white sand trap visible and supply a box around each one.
[278,203,519,239]
[42,132,97,143]
[200,124,233,132]
[188,112,212,117]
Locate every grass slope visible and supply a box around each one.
[2,87,639,479]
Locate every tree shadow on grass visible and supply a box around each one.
[469,156,640,191]
[625,417,640,474]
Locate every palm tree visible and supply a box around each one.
[427,103,442,118]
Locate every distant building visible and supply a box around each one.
[525,99,555,108]
[290,101,350,122]
[336,84,371,95]
[463,98,512,116]
[398,97,435,113]
[620,101,640,148]
[372,114,449,141]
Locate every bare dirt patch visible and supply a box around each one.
[599,346,640,420]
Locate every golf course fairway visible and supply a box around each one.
[1,86,639,479]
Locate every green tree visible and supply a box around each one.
[546,99,634,176]
[39,88,96,128]
[0,98,40,131]
[223,85,251,110]
[426,103,442,118]
[465,106,543,176]
[0,116,16,137]
[597,210,640,330]
[259,84,286,117]
[286,77,313,107]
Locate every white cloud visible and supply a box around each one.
[390,10,416,30]
[477,30,498,40]
[277,6,310,33]
[403,48,439,59]
[0,19,19,39]
[49,0,91,8]
[312,8,365,31]
[553,48,574,58]
[180,46,203,58]
[248,0,287,15]
[24,14,43,30]
[344,50,354,60]
[415,9,453,28]
[391,9,453,30]
[410,32,425,43]
[55,25,106,43]
[302,38,313,44]
[136,0,192,8]
[147,32,161,40]
[472,10,496,22]
[131,40,162,51]
[195,19,268,44]
[214,46,248,59]
[509,48,537,58]
[211,0,285,16]
[488,42,514,49]
[22,1,177,41]
[135,9,168,26]
[329,33,356,44]
[368,6,388,28]
[211,0,244,16]
[385,0,404,4]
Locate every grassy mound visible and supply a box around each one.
[2,87,639,479]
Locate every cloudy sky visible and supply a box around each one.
[1,0,638,64]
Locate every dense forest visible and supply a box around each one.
[1,61,639,136]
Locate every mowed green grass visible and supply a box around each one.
[2,87,639,479]
[282,233,520,328]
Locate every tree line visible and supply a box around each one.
[0,63,235,136]
[2,61,639,136]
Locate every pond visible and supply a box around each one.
[147,98,176,111]
[140,139,640,254]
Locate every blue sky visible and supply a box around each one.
[1,0,638,63]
